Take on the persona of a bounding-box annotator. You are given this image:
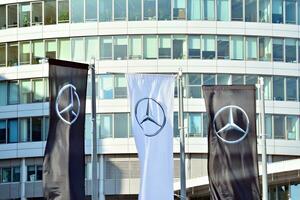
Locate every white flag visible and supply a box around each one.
[127,74,175,200]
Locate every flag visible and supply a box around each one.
[203,85,260,200]
[43,59,88,200]
[127,74,175,200]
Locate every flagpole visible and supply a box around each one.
[178,69,186,199]
[259,77,268,200]
[90,59,98,200]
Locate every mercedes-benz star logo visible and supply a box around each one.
[135,98,166,137]
[213,105,249,144]
[56,84,80,125]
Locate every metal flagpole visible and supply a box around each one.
[90,59,98,200]
[178,69,186,199]
[259,77,268,200]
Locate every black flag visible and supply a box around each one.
[43,59,88,200]
[203,85,260,200]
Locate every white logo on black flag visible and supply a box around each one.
[203,85,260,200]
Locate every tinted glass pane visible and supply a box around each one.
[71,38,84,61]
[114,0,126,20]
[273,76,284,101]
[202,36,215,59]
[32,40,45,64]
[20,41,31,65]
[230,36,244,60]
[187,74,201,98]
[20,118,30,142]
[231,0,243,21]
[217,0,229,21]
[0,44,6,67]
[188,36,201,59]
[128,0,142,20]
[273,38,283,62]
[217,36,229,59]
[286,0,296,24]
[173,36,187,59]
[245,0,257,22]
[189,113,202,137]
[33,79,44,102]
[99,75,113,99]
[8,81,19,105]
[287,116,298,140]
[2,168,11,183]
[286,77,297,101]
[0,120,6,144]
[86,37,99,61]
[114,36,128,60]
[58,0,69,23]
[203,74,215,85]
[20,80,31,104]
[259,37,271,61]
[45,40,57,59]
[115,75,127,98]
[12,167,20,182]
[32,117,42,141]
[144,0,156,20]
[36,165,43,180]
[173,0,186,20]
[8,5,18,28]
[159,36,171,58]
[27,165,36,181]
[143,36,157,59]
[8,119,18,143]
[259,0,270,22]
[58,39,71,60]
[114,113,128,138]
[0,82,7,106]
[129,36,142,59]
[188,0,200,20]
[32,2,43,25]
[203,0,215,20]
[232,75,243,84]
[285,39,297,63]
[20,3,31,27]
[86,0,97,21]
[99,0,112,21]
[159,0,171,20]
[7,43,18,67]
[274,115,285,139]
[71,0,84,22]
[272,0,283,23]
[246,37,257,60]
[100,37,112,59]
[99,114,112,138]
[44,0,56,25]
[0,6,6,29]
[265,114,272,139]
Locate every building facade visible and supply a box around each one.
[0,0,300,199]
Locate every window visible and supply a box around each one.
[259,37,271,61]
[187,74,201,98]
[98,114,112,138]
[128,36,142,59]
[203,113,208,137]
[245,0,257,22]
[128,0,142,20]
[86,37,99,61]
[272,0,283,23]
[263,76,272,100]
[44,117,49,140]
[20,118,30,142]
[0,120,6,144]
[100,37,112,60]
[8,4,18,28]
[285,39,297,63]
[159,36,172,59]
[45,40,57,59]
[7,43,18,67]
[33,79,44,102]
[114,113,128,138]
[174,112,179,137]
[20,41,31,65]
[0,5,6,29]
[217,36,229,59]
[2,168,11,183]
[12,167,20,182]
[173,0,186,20]
[27,165,36,181]
[32,117,42,141]
[44,0,56,25]
[99,0,112,21]
[202,35,215,59]
[159,0,171,20]
[273,76,284,101]
[58,0,69,23]
[274,115,285,139]
[265,114,272,139]
[8,81,19,105]
[144,0,156,20]
[217,0,229,21]
[203,74,215,85]
[202,0,215,20]
[286,77,297,101]
[273,38,283,62]
[259,0,270,23]
[86,0,97,21]
[99,75,113,99]
[20,3,31,27]
[32,40,45,64]
[71,0,84,23]
[285,0,296,24]
[217,74,230,85]
[8,119,18,143]
[188,0,200,20]
[114,75,127,98]
[231,0,243,21]
[143,35,157,59]
[230,36,244,60]
[20,80,32,104]
[32,2,43,25]
[232,75,244,84]
[287,116,298,140]
[114,36,128,60]
[189,113,202,137]
[71,38,84,61]
[114,0,126,20]
[0,82,7,106]
[0,44,6,67]
[58,39,71,60]
[173,35,187,59]
[188,36,201,59]
[246,37,257,60]
[245,75,257,85]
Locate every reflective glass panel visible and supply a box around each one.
[202,0,215,20]
[286,77,297,101]
[285,39,297,63]
[86,0,97,21]
[0,44,6,67]
[265,114,272,139]
[217,36,229,59]
[0,120,6,144]
[217,0,229,21]
[20,80,31,104]
[231,0,243,21]
[20,3,31,27]
[230,36,244,60]
[291,182,300,199]
[58,39,71,60]
[58,0,69,23]
[8,81,19,105]
[246,37,257,60]
[8,5,18,28]
[273,38,283,62]
[71,38,84,61]
[27,165,36,181]
[99,75,113,99]
[114,113,128,138]
[259,37,271,61]
[32,117,42,141]
[20,41,31,65]
[46,40,57,59]
[129,36,142,59]
[99,114,112,138]
[44,0,56,25]
[0,6,6,29]
[272,0,283,23]
[173,0,186,20]
[287,116,298,140]
[32,40,45,64]
[273,76,284,101]
[217,74,230,85]
[144,0,156,20]
[202,35,215,59]
[100,37,112,59]
[33,79,44,102]
[159,0,171,20]
[8,119,18,143]
[2,168,11,183]
[285,0,296,24]
[0,82,7,106]
[71,0,84,23]
[189,113,202,137]
[114,75,127,98]
[7,43,18,66]
[188,36,201,59]
[99,0,112,21]
[20,118,30,142]
[187,74,201,98]
[259,0,270,22]
[232,75,244,84]
[86,37,99,61]
[245,0,257,22]
[274,115,285,139]
[173,35,187,59]
[12,167,20,182]
[114,0,126,20]
[203,74,215,85]
[143,35,157,59]
[114,36,128,60]
[128,0,142,21]
[32,2,43,25]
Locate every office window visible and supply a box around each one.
[274,115,285,139]
[45,40,57,59]
[188,0,200,20]
[263,76,272,100]
[188,36,201,59]
[32,40,45,64]
[20,80,32,104]
[202,35,215,59]
[259,37,271,61]
[231,0,243,21]
[44,0,56,25]
[265,114,272,139]
[58,0,69,23]
[187,74,201,98]
[286,77,297,101]
[20,118,30,142]
[0,5,6,29]
[8,119,18,143]
[202,0,215,20]
[0,120,6,144]
[273,76,284,101]
[159,0,171,20]
[143,35,157,59]
[159,36,172,59]
[27,165,36,181]
[285,39,297,63]
[203,74,215,85]
[7,43,18,67]
[189,113,202,137]
[174,113,179,137]
[8,81,19,105]
[114,0,126,20]
[144,0,156,20]
[114,113,128,138]
[245,75,257,85]
[203,113,208,137]
[0,44,6,67]
[287,116,298,140]
[99,0,112,21]
[99,114,112,138]
[0,82,7,106]
[99,75,113,99]
[20,41,31,65]
[232,75,244,84]
[273,38,283,62]
[2,168,11,183]
[71,0,84,22]
[33,79,44,102]
[128,0,142,20]
[85,114,92,140]
[291,183,300,199]
[8,4,18,28]
[32,2,43,25]
[245,0,257,22]
[217,74,230,85]
[285,0,296,24]
[173,35,187,59]
[20,3,31,27]
[272,0,283,23]
[259,0,270,22]
[230,36,244,60]
[173,0,186,20]
[32,117,42,141]
[217,36,229,59]
[115,75,127,98]
[86,0,97,21]
[128,36,142,59]
[100,37,113,60]
[114,36,128,60]
[217,0,229,21]
[37,165,43,180]
[86,37,99,61]
[12,167,20,182]
[44,117,49,140]
[71,38,84,61]
[58,39,71,60]
[246,37,257,60]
